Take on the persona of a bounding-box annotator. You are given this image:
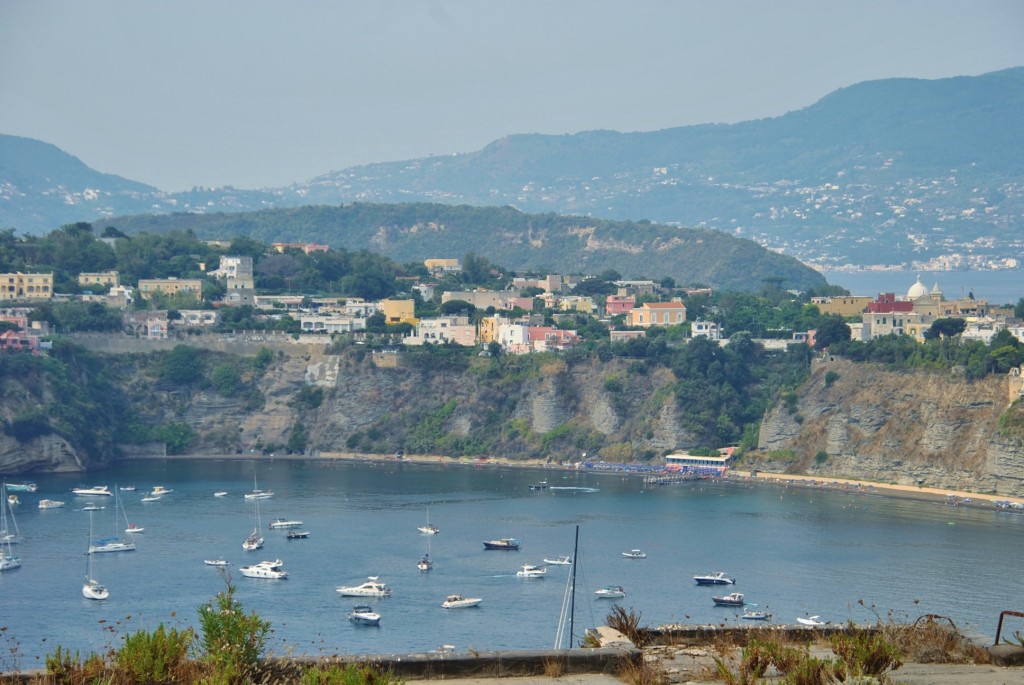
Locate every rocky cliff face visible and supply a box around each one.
[757,358,1024,496]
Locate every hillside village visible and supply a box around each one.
[2,235,1024,356]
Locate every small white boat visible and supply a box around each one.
[286,530,310,539]
[149,486,173,496]
[348,605,381,626]
[417,554,433,571]
[336,576,392,597]
[82,577,109,600]
[268,518,303,530]
[239,559,288,579]
[595,585,626,599]
[214,491,228,497]
[516,563,546,578]
[82,505,104,511]
[742,611,772,621]
[712,592,746,607]
[119,485,136,492]
[38,499,65,509]
[204,558,230,567]
[7,494,18,506]
[140,496,161,503]
[797,616,829,626]
[125,524,144,534]
[72,485,112,497]
[622,549,647,559]
[441,594,482,609]
[693,571,736,585]
[544,555,572,565]
[418,523,440,535]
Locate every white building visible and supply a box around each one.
[691,320,722,340]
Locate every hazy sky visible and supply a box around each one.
[2,1,1023,192]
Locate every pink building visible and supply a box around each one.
[605,294,636,316]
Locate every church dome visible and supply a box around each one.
[907,276,929,299]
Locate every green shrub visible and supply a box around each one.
[815,451,829,465]
[45,645,106,683]
[196,577,271,684]
[830,626,903,678]
[114,623,196,684]
[299,662,402,685]
[824,370,840,388]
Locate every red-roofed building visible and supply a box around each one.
[628,301,687,327]
[866,293,913,314]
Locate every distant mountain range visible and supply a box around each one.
[2,67,1022,270]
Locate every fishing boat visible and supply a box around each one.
[348,605,381,626]
[482,537,520,550]
[516,563,546,578]
[441,594,482,609]
[622,549,647,559]
[243,496,265,551]
[336,576,392,597]
[693,571,736,585]
[82,511,108,599]
[712,592,746,607]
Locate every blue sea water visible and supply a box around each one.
[2,458,1023,669]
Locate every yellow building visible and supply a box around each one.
[380,298,417,325]
[137,278,203,301]
[0,272,53,300]
[424,258,462,274]
[628,301,687,327]
[811,296,873,317]
[78,271,120,288]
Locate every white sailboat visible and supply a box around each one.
[244,471,273,500]
[89,488,136,554]
[243,495,264,551]
[418,528,433,571]
[0,485,20,571]
[0,483,22,545]
[83,511,109,600]
[418,509,439,535]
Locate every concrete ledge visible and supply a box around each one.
[262,647,641,681]
[990,644,1024,667]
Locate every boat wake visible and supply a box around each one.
[549,487,600,493]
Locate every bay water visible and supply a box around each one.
[2,458,1023,669]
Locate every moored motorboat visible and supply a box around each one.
[622,549,647,559]
[516,563,546,578]
[694,571,736,585]
[336,576,392,597]
[214,491,228,497]
[239,559,288,579]
[38,499,65,509]
[595,585,626,599]
[286,530,310,539]
[528,481,549,491]
[125,524,144,534]
[268,518,303,529]
[418,523,440,535]
[712,592,746,607]
[140,496,161,503]
[149,486,173,496]
[348,605,381,626]
[544,555,571,565]
[441,594,482,609]
[204,558,230,567]
[72,485,112,497]
[4,482,37,493]
[797,616,829,626]
[741,611,771,621]
[483,537,520,550]
[119,485,136,492]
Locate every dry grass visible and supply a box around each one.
[878,615,989,665]
[618,656,667,685]
[541,656,568,677]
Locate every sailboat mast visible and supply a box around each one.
[569,524,578,646]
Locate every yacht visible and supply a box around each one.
[693,571,736,585]
[516,564,546,578]
[482,537,520,550]
[622,549,647,559]
[595,585,626,599]
[348,605,381,626]
[239,559,288,579]
[712,592,746,607]
[89,537,136,554]
[336,576,392,597]
[38,499,65,509]
[72,485,112,497]
[441,594,482,609]
[268,518,303,529]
